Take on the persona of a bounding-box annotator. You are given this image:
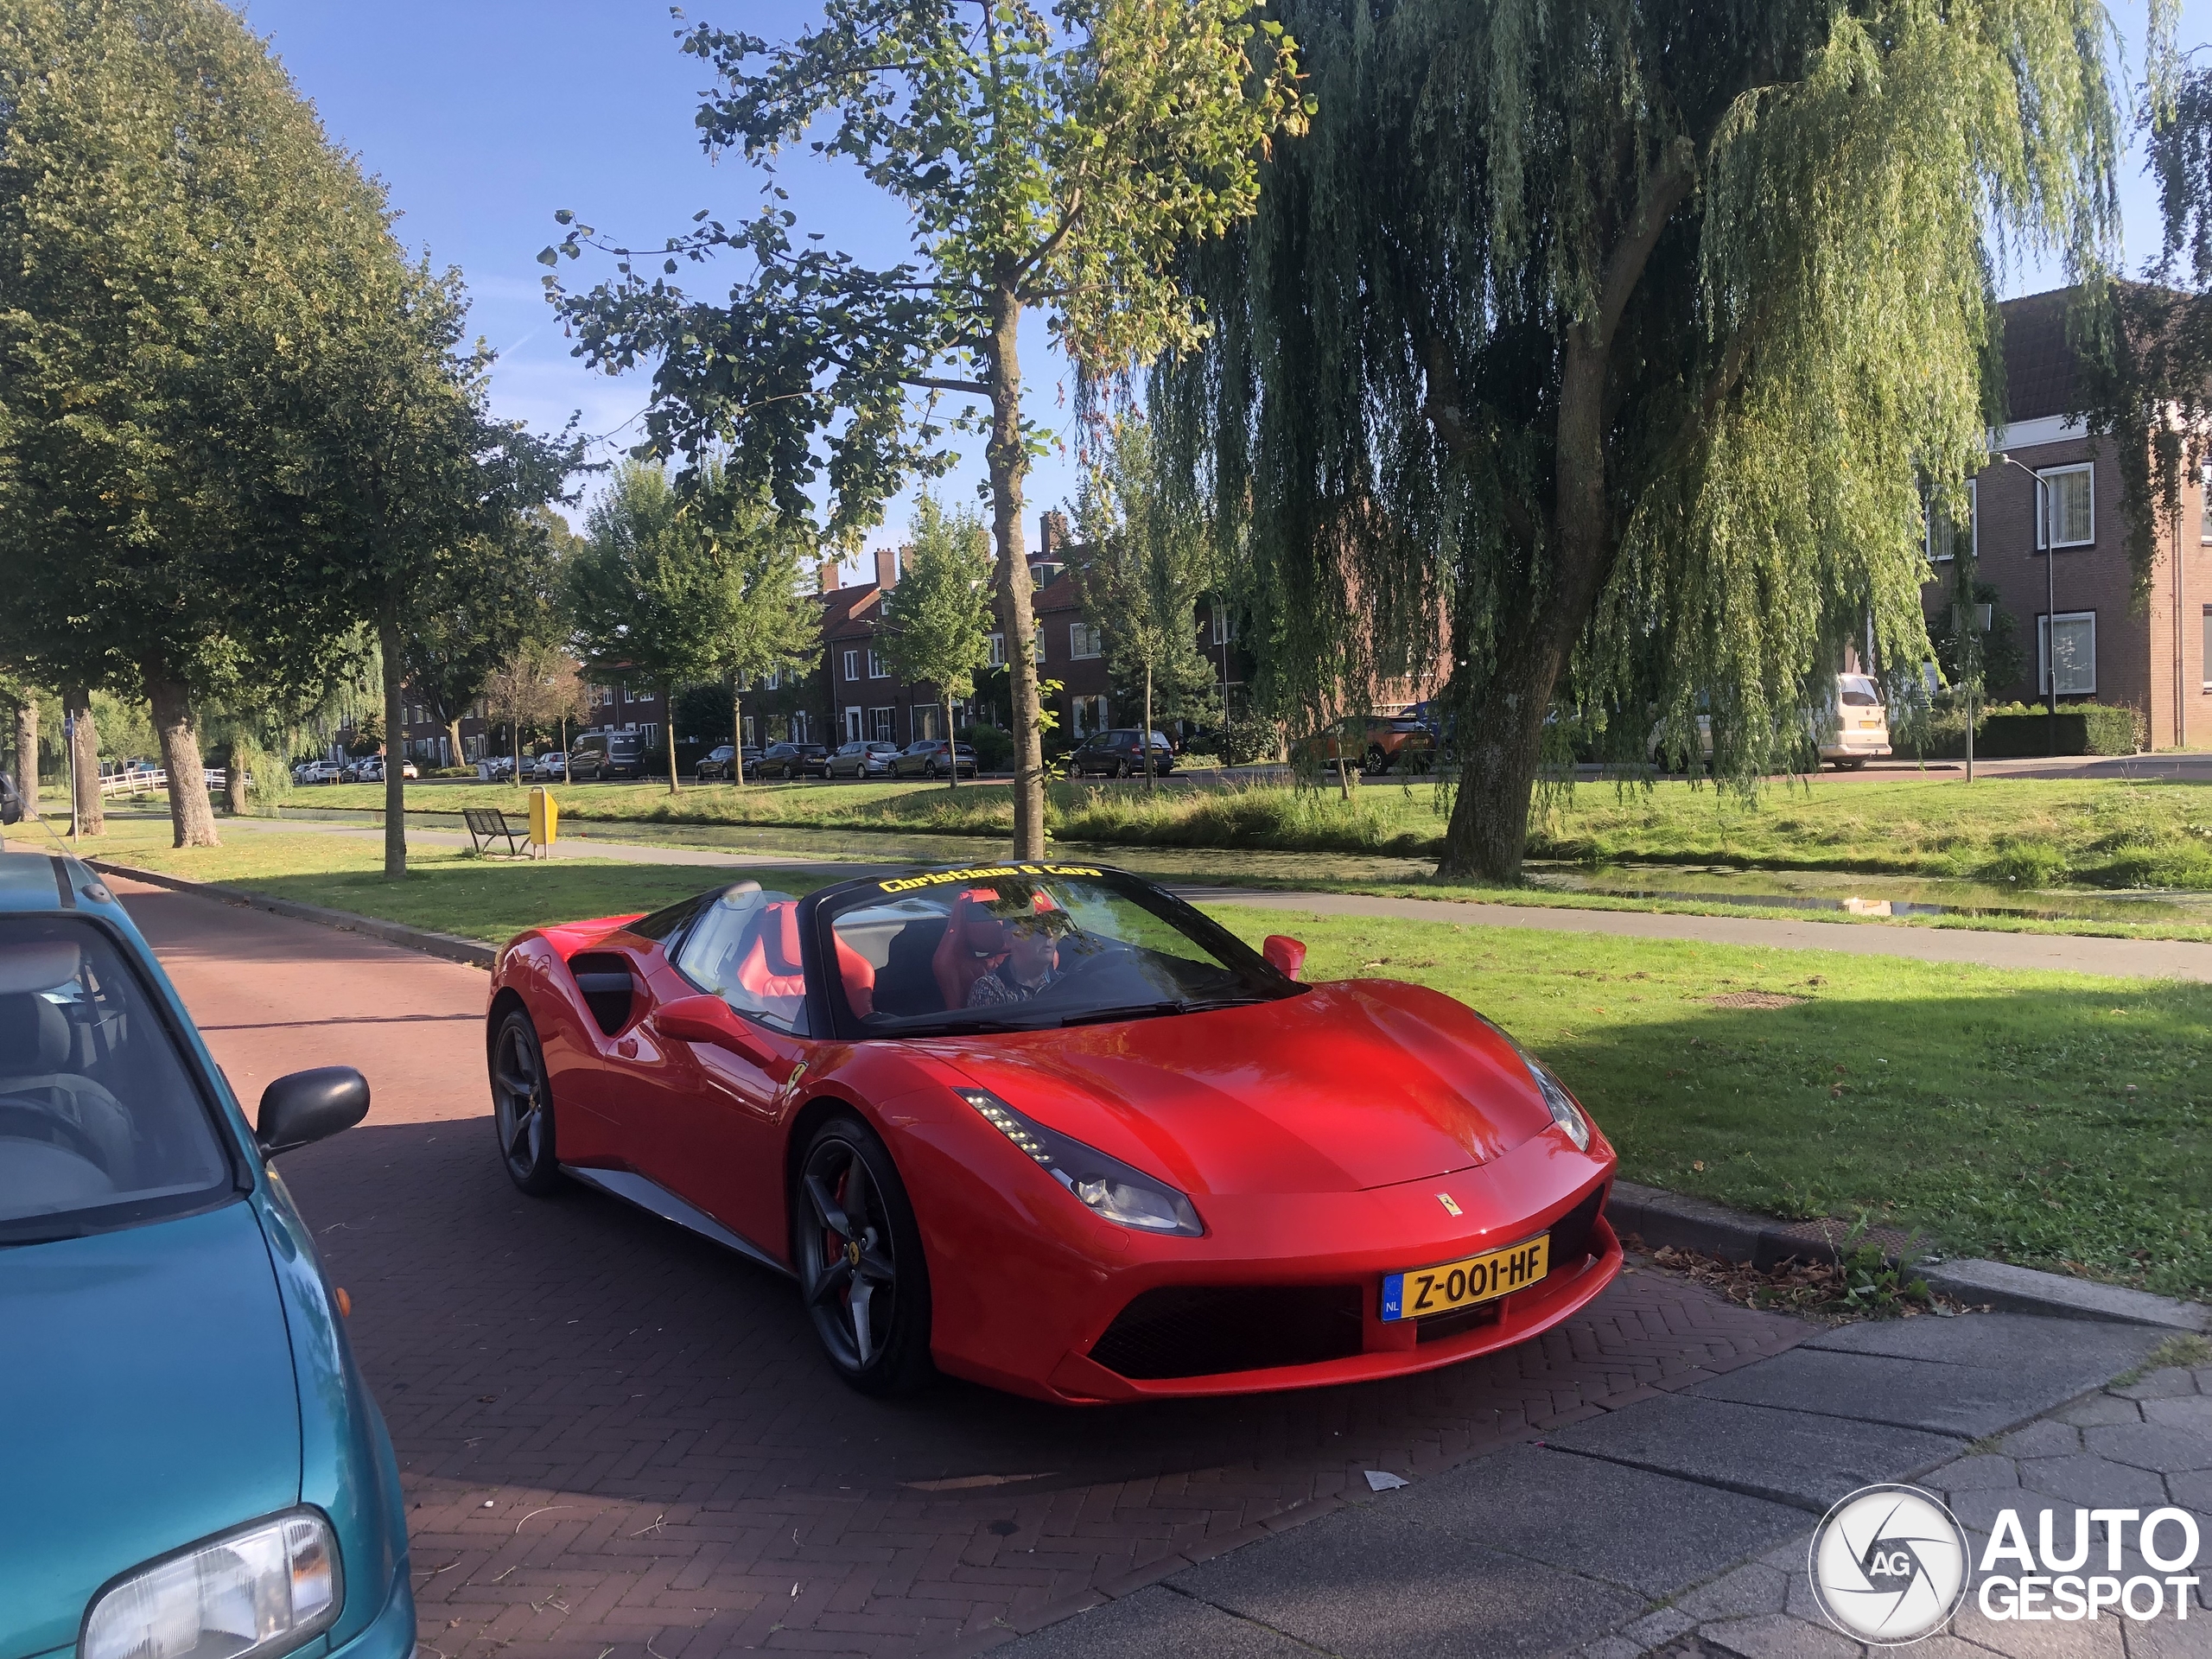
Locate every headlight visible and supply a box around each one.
[1527,1059,1592,1151]
[83,1510,340,1659]
[957,1088,1204,1236]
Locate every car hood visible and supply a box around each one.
[0,1201,302,1659]
[933,982,1552,1194]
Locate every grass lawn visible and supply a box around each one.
[1206,908,2212,1302]
[73,817,2212,1299]
[266,772,2212,890]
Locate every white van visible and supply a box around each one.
[1821,674,1891,768]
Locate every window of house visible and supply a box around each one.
[917,706,942,741]
[741,715,756,747]
[641,722,661,750]
[764,667,781,690]
[1070,622,1104,659]
[867,648,887,679]
[1071,694,1109,736]
[868,706,896,742]
[790,711,810,743]
[843,706,863,743]
[2037,611,2096,696]
[2202,607,2212,690]
[1211,605,1237,645]
[988,632,1006,667]
[1033,622,1046,663]
[2036,463,2094,549]
[1926,480,1976,563]
[842,649,859,683]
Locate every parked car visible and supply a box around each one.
[478,754,517,781]
[293,759,342,785]
[753,742,828,780]
[1820,673,1891,768]
[0,851,415,1655]
[891,738,979,779]
[480,862,1618,1398]
[694,744,761,782]
[1065,728,1177,779]
[1292,713,1433,775]
[350,757,418,784]
[826,740,902,779]
[531,751,569,782]
[569,731,649,783]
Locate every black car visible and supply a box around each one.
[826,740,901,779]
[571,731,649,782]
[890,739,979,779]
[1065,728,1176,778]
[694,744,760,782]
[754,741,828,779]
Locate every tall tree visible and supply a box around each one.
[544,0,1308,857]
[1071,414,1217,788]
[0,0,397,849]
[688,461,819,789]
[568,461,746,793]
[878,497,996,787]
[1155,0,2119,881]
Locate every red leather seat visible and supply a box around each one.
[834,931,876,1019]
[735,903,807,1000]
[931,892,1007,1011]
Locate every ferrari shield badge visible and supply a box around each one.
[1435,1193,1463,1217]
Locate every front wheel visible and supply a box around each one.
[489,1007,564,1195]
[791,1115,934,1396]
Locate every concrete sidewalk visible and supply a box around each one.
[988,1313,2209,1658]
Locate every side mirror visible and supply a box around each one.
[0,774,21,825]
[257,1066,370,1155]
[1262,935,1307,981]
[653,993,790,1078]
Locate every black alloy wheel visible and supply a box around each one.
[1115,757,1131,779]
[489,1007,564,1194]
[791,1116,933,1395]
[1363,744,1390,775]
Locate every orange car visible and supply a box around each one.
[1294,713,1437,775]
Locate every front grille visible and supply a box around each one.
[1547,1182,1608,1268]
[1415,1300,1504,1344]
[1089,1284,1363,1380]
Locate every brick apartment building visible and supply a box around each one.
[1938,287,2212,748]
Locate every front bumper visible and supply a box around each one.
[331,1567,416,1659]
[916,1125,1619,1402]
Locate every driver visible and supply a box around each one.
[964,896,1070,1007]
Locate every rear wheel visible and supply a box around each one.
[791,1115,934,1396]
[489,1007,564,1195]
[1363,744,1390,775]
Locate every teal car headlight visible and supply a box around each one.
[82,1510,340,1659]
[957,1088,1204,1236]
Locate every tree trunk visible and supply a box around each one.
[983,274,1046,859]
[143,661,219,849]
[731,681,745,789]
[511,721,522,786]
[446,716,466,772]
[376,590,408,879]
[665,683,681,793]
[1141,663,1155,791]
[15,692,36,809]
[67,688,102,837]
[944,692,958,789]
[224,748,250,816]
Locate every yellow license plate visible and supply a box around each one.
[1382,1235,1549,1321]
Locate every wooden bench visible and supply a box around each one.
[463,806,529,857]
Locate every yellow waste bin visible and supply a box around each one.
[528,786,558,858]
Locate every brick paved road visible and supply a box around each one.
[117,878,1813,1659]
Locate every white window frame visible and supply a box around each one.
[987,632,1006,668]
[2202,606,2212,691]
[1032,622,1046,664]
[2037,610,2097,696]
[2201,464,2212,545]
[867,648,887,680]
[1211,605,1236,645]
[2036,462,2094,550]
[1926,480,1976,563]
[842,649,860,683]
[843,705,863,743]
[1070,621,1103,660]
[868,706,896,742]
[1071,693,1109,736]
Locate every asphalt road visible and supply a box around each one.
[114,874,1812,1659]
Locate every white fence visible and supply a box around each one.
[96,767,226,799]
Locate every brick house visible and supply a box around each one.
[1936,287,2212,748]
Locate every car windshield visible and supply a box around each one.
[671,884,810,1035]
[0,916,233,1243]
[822,865,1300,1037]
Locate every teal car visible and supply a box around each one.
[0,850,415,1659]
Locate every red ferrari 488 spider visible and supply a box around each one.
[484,862,1620,1402]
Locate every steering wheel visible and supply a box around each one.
[0,1096,107,1167]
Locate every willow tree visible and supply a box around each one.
[1155,0,2118,881]
[544,0,1308,859]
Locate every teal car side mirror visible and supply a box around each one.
[257,1067,370,1155]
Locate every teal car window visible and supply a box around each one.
[0,917,232,1243]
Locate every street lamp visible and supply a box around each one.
[1994,452,2058,756]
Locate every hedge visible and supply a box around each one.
[1910,702,2139,759]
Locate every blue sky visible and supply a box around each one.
[236,0,2206,574]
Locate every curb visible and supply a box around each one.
[86,860,497,969]
[1609,1179,2209,1333]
